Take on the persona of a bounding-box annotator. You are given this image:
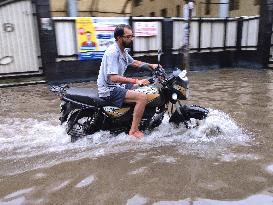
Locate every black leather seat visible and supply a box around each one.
[65,87,112,107]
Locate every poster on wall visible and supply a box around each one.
[76,18,97,60]
[76,17,128,60]
[134,22,158,37]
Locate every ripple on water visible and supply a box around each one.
[152,155,177,164]
[0,197,26,205]
[128,167,147,175]
[265,164,273,174]
[0,187,33,205]
[49,180,71,192]
[75,175,95,188]
[3,187,33,200]
[152,193,273,205]
[126,194,148,205]
[220,153,261,162]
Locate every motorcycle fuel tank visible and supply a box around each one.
[133,85,163,107]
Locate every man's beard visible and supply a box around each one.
[122,40,132,48]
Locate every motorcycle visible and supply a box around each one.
[50,51,209,142]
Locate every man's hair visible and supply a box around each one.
[114,24,132,40]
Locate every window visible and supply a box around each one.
[150,12,155,17]
[176,5,180,17]
[161,8,167,17]
[254,0,261,5]
[133,0,143,7]
[205,0,211,15]
[229,0,239,11]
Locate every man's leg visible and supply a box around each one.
[124,90,148,138]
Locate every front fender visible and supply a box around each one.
[169,105,209,125]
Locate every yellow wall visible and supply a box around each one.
[132,0,182,17]
[50,0,66,16]
[50,0,132,17]
[49,0,260,18]
[229,0,260,17]
[131,0,260,17]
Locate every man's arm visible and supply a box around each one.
[109,74,150,86]
[130,60,159,70]
[109,74,137,84]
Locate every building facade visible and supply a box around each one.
[50,0,132,17]
[49,0,260,18]
[131,0,261,17]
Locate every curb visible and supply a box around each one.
[0,80,47,88]
[0,71,44,80]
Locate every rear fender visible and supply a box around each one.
[60,98,99,124]
[169,105,208,125]
[59,101,73,124]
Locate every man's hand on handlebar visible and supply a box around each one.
[149,64,161,70]
[136,79,150,86]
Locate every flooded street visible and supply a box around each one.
[0,68,273,205]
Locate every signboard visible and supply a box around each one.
[134,22,158,37]
[76,18,98,60]
[76,17,128,60]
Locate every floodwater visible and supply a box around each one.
[0,68,273,205]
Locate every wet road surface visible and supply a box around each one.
[0,68,273,205]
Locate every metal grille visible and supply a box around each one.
[0,0,40,74]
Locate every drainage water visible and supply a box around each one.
[0,68,273,205]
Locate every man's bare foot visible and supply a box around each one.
[129,130,144,138]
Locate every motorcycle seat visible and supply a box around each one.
[64,87,112,107]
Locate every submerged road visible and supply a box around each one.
[0,68,273,205]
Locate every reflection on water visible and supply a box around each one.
[0,68,273,204]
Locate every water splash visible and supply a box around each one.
[0,109,252,176]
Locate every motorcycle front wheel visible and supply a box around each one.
[169,105,209,128]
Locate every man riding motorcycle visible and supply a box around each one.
[97,24,159,138]
[49,24,209,142]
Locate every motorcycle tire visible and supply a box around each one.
[66,109,100,142]
[169,105,208,128]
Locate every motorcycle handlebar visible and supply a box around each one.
[153,66,167,80]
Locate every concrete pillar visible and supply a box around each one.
[219,0,229,18]
[258,0,273,67]
[162,18,173,68]
[34,0,57,80]
[67,0,77,17]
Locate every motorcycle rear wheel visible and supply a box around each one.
[66,109,100,142]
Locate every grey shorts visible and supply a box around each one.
[102,84,133,107]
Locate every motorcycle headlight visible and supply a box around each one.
[172,93,178,100]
